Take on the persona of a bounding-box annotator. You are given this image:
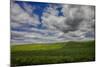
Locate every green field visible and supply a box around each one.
[11,40,95,66]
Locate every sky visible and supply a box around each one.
[11,1,95,44]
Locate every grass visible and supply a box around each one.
[11,40,95,66]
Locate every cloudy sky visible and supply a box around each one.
[11,1,95,44]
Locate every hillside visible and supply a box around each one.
[11,40,95,66]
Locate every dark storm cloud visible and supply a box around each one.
[58,17,83,33]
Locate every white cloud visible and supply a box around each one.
[11,1,40,27]
[11,1,95,44]
[41,4,95,41]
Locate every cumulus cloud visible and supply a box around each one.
[41,4,95,40]
[11,1,95,44]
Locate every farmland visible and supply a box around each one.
[11,40,95,66]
